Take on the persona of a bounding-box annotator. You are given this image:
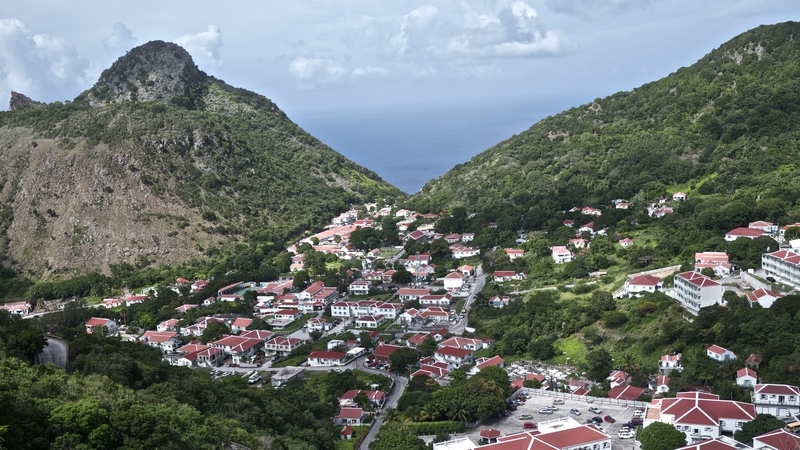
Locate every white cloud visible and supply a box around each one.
[176,25,223,70]
[0,18,91,107]
[352,65,391,77]
[545,0,653,20]
[101,23,137,56]
[289,55,348,89]
[386,5,440,57]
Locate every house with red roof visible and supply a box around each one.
[438,336,490,351]
[511,373,546,390]
[306,317,329,331]
[582,206,602,216]
[210,335,263,363]
[624,275,662,297]
[231,317,253,333]
[406,333,433,348]
[751,384,800,417]
[675,437,741,450]
[157,318,180,332]
[101,298,122,309]
[396,288,430,301]
[479,428,502,444]
[563,219,575,227]
[551,246,572,264]
[340,425,353,440]
[694,252,733,277]
[468,356,505,376]
[339,389,386,408]
[264,336,309,356]
[673,271,723,315]
[493,271,524,282]
[85,317,118,335]
[124,295,147,306]
[749,221,777,233]
[308,351,347,366]
[606,370,630,388]
[489,295,511,308]
[140,330,182,353]
[747,288,785,308]
[191,279,209,293]
[707,345,736,363]
[348,280,371,296]
[450,244,480,259]
[736,368,758,387]
[725,227,765,241]
[673,192,687,201]
[174,303,198,313]
[619,237,634,247]
[644,392,756,444]
[762,249,800,287]
[332,407,366,426]
[608,384,644,401]
[659,353,683,374]
[752,428,800,450]
[355,315,386,328]
[478,418,610,450]
[443,271,465,291]
[505,248,525,260]
[419,293,452,307]
[411,361,452,380]
[372,344,404,364]
[433,346,474,368]
[653,375,671,394]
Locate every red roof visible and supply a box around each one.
[480,428,502,439]
[753,428,800,450]
[341,425,353,436]
[737,368,757,379]
[476,356,505,370]
[334,407,364,420]
[309,351,346,360]
[678,437,740,450]
[754,384,800,396]
[658,392,755,426]
[676,271,720,287]
[86,317,112,327]
[435,346,473,358]
[726,227,764,237]
[232,317,253,328]
[629,275,660,286]
[707,344,730,355]
[373,344,404,357]
[608,385,644,400]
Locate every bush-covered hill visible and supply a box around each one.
[0,41,403,276]
[411,21,800,224]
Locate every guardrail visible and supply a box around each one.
[522,388,649,409]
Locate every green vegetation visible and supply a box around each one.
[639,421,688,450]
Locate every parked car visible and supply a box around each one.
[538,408,554,414]
[767,276,777,283]
[628,418,644,426]
[518,414,533,420]
[591,416,603,425]
[604,415,616,423]
[588,406,602,414]
[524,422,537,429]
[618,431,634,439]
[508,404,517,411]
[570,408,582,416]
[553,399,565,405]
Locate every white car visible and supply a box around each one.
[553,399,565,405]
[588,406,602,414]
[618,431,634,439]
[570,408,582,416]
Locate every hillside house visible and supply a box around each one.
[695,252,733,277]
[551,246,572,264]
[643,392,756,444]
[355,315,386,328]
[231,317,252,333]
[419,293,452,307]
[624,275,662,297]
[762,249,800,287]
[505,248,525,260]
[475,419,610,450]
[468,355,505,375]
[749,221,777,233]
[333,407,366,426]
[673,271,724,315]
[348,281,371,296]
[707,345,736,362]
[372,344,404,364]
[608,384,644,400]
[433,346,474,368]
[140,331,182,353]
[85,317,118,335]
[443,272,465,291]
[747,289,785,308]
[307,351,347,366]
[619,238,634,247]
[211,335,263,364]
[751,384,800,417]
[737,368,758,387]
[724,227,764,241]
[101,298,122,308]
[659,353,683,374]
[264,336,309,356]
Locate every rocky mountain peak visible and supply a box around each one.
[83,40,208,109]
[9,92,42,111]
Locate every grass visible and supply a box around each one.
[553,335,588,365]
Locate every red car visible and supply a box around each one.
[524,422,537,429]
[604,415,616,423]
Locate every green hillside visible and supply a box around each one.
[0,41,403,276]
[411,22,800,228]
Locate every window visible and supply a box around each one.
[735,422,743,427]
[603,443,610,448]
[720,420,725,426]
[761,395,767,400]
[704,427,713,432]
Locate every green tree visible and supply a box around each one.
[391,267,412,284]
[419,337,437,357]
[586,348,614,382]
[639,421,688,450]
[528,337,556,360]
[370,429,426,450]
[389,347,419,373]
[200,321,229,343]
[733,414,785,445]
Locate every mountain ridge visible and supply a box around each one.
[0,41,403,277]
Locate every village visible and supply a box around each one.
[7,196,800,450]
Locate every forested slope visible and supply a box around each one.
[412,22,800,226]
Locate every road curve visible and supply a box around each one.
[38,336,69,370]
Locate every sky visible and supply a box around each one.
[0,1,797,190]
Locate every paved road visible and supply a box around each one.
[38,336,69,370]
[357,358,408,450]
[451,264,485,335]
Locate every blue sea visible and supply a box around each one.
[293,96,581,194]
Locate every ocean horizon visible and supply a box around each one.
[293,96,582,194]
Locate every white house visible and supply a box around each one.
[736,368,758,387]
[659,353,683,374]
[625,275,662,297]
[433,346,474,368]
[747,289,785,308]
[673,271,724,315]
[210,335,263,364]
[307,351,347,366]
[355,315,386,328]
[443,272,465,291]
[751,384,800,418]
[140,331,182,353]
[348,281,371,296]
[333,407,366,426]
[673,192,687,201]
[643,392,756,444]
[419,293,452,307]
[476,418,610,450]
[654,375,670,394]
[749,221,777,234]
[264,336,309,356]
[85,317,118,335]
[724,227,764,241]
[551,246,572,264]
[707,344,737,362]
[762,249,800,288]
[450,244,480,259]
[505,248,525,260]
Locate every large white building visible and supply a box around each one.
[644,392,756,444]
[672,271,723,314]
[751,384,800,418]
[762,249,800,288]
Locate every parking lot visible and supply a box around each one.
[464,391,644,446]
